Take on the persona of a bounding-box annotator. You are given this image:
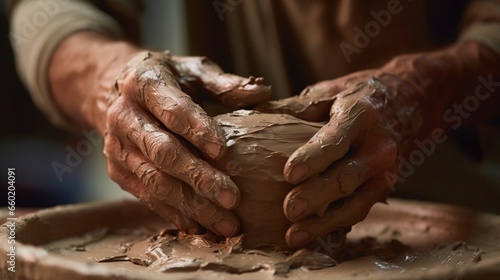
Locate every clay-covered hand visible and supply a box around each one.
[261,41,500,248]
[259,67,424,248]
[102,51,271,236]
[49,32,271,237]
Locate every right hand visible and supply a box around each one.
[102,51,271,236]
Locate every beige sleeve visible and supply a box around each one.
[459,0,500,55]
[9,0,125,130]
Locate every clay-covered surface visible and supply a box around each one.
[1,198,500,280]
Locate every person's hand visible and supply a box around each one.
[104,51,271,236]
[258,67,424,248]
[259,40,500,248]
[49,33,271,237]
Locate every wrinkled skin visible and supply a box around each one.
[49,33,499,247]
[258,41,500,248]
[49,32,271,237]
[105,51,271,236]
[259,72,411,248]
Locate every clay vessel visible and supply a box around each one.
[211,110,347,254]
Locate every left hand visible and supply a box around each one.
[258,69,424,248]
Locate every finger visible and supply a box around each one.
[106,158,198,231]
[255,95,331,122]
[284,138,397,222]
[123,149,240,237]
[285,177,390,248]
[256,82,345,121]
[107,105,240,210]
[121,51,226,159]
[149,196,202,234]
[284,106,368,184]
[167,55,271,109]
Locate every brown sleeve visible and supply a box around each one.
[8,0,142,130]
[459,0,500,55]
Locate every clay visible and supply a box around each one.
[117,230,337,274]
[2,199,500,279]
[166,54,271,109]
[39,223,491,276]
[208,110,349,256]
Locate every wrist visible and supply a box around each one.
[48,31,141,133]
[378,40,500,134]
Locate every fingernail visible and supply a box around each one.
[290,231,310,248]
[214,220,237,236]
[289,163,309,184]
[287,198,308,220]
[214,189,237,209]
[204,142,223,159]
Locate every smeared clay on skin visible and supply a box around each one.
[207,110,352,252]
[118,51,228,156]
[258,75,422,241]
[165,53,271,109]
[280,82,372,185]
[98,49,281,237]
[261,73,424,184]
[338,161,370,193]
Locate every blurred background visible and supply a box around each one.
[0,0,188,207]
[1,0,499,213]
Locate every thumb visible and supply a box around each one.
[166,53,271,109]
[256,71,376,121]
[256,82,345,121]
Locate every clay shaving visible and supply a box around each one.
[95,229,337,275]
[42,226,485,276]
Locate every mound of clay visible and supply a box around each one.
[211,110,349,257]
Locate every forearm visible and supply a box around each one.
[379,40,500,137]
[9,0,142,130]
[48,31,140,133]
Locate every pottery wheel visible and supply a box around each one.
[1,198,500,280]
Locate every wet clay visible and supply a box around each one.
[2,199,500,279]
[114,230,337,274]
[89,110,351,274]
[35,222,486,276]
[209,110,349,255]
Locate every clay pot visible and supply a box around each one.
[211,110,347,253]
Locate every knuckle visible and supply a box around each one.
[355,99,377,117]
[106,160,122,182]
[191,194,211,209]
[350,197,372,224]
[102,134,117,159]
[105,101,130,131]
[161,99,185,117]
[134,160,160,188]
[134,162,178,202]
[105,102,121,123]
[146,133,179,166]
[136,68,162,90]
[119,52,174,102]
[139,165,161,189]
[115,66,142,98]
[103,133,130,164]
[147,174,181,202]
[197,171,225,195]
[187,196,215,221]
